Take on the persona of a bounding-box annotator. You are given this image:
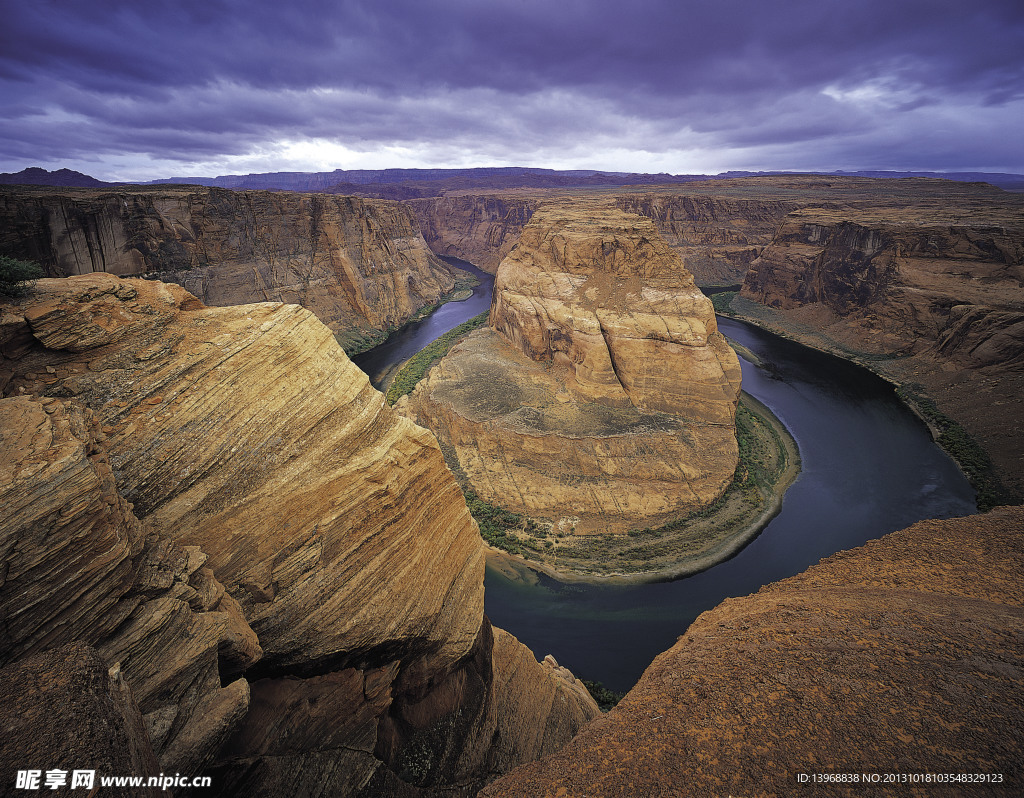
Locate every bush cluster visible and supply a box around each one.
[0,255,44,297]
[385,311,489,404]
[896,384,1018,510]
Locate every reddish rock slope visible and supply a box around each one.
[482,506,1024,797]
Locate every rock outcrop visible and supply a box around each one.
[404,203,741,536]
[0,392,259,775]
[482,506,1024,797]
[0,185,459,352]
[0,273,598,794]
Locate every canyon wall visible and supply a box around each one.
[408,194,540,273]
[483,506,1024,797]
[0,186,459,352]
[737,187,1024,495]
[0,274,598,795]
[408,186,796,284]
[613,192,798,284]
[403,203,741,536]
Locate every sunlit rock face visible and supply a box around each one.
[491,204,742,420]
[0,185,458,352]
[1,273,598,795]
[0,393,259,775]
[405,203,742,534]
[5,273,485,675]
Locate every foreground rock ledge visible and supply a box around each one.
[481,506,1024,797]
[1,274,599,795]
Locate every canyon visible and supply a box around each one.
[410,176,1024,503]
[482,506,1024,796]
[2,172,1023,795]
[0,185,461,353]
[0,274,598,796]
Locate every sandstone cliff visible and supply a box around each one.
[0,185,459,352]
[408,184,796,285]
[0,392,259,777]
[482,506,1024,797]
[409,193,540,273]
[0,274,598,794]
[404,203,741,538]
[736,181,1024,495]
[613,192,798,284]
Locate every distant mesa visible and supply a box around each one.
[0,167,111,187]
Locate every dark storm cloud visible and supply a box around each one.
[1,0,1022,178]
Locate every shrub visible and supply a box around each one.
[0,256,44,297]
[581,679,627,712]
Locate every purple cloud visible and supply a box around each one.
[0,0,1021,179]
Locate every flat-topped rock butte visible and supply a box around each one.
[402,202,742,539]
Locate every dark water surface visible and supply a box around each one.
[354,270,977,693]
[352,257,494,385]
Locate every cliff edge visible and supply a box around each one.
[483,506,1024,797]
[0,274,598,795]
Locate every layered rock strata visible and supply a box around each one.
[409,193,540,273]
[482,506,1024,797]
[0,274,598,794]
[738,186,1024,493]
[613,192,798,284]
[404,204,741,535]
[0,393,259,775]
[742,206,1024,361]
[0,185,458,352]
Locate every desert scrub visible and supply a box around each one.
[896,384,1017,510]
[582,680,627,712]
[0,255,44,297]
[385,311,489,403]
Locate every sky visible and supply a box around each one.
[1,0,1022,182]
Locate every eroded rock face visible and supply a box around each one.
[736,187,1024,496]
[1,274,598,794]
[491,204,742,418]
[0,393,259,775]
[5,273,485,677]
[405,204,741,534]
[742,207,1024,362]
[482,507,1024,797]
[614,192,798,284]
[214,619,598,797]
[0,186,458,352]
[409,194,540,274]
